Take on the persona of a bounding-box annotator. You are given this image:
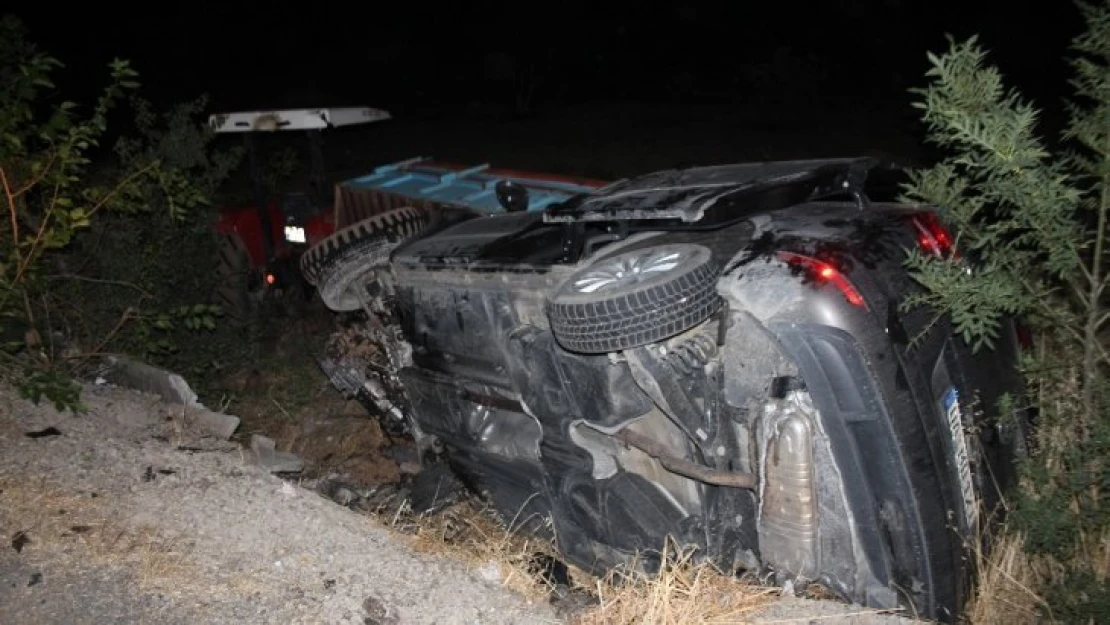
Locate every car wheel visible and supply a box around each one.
[300,206,428,312]
[547,243,722,353]
[214,232,255,326]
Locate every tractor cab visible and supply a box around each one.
[208,106,391,318]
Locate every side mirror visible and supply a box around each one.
[495,179,529,213]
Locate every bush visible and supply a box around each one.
[56,94,246,382]
[902,1,1110,620]
[0,15,242,409]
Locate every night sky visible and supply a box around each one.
[4,1,1089,175]
[10,2,1080,110]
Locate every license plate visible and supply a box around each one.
[284,225,306,243]
[943,387,977,531]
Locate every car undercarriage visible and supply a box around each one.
[305,158,1028,622]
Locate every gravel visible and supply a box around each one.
[0,381,559,625]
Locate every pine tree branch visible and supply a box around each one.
[1096,309,1110,329]
[1055,319,1110,367]
[1064,275,1090,311]
[1081,130,1110,418]
[1097,268,1110,298]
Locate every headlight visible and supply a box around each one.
[284,225,306,243]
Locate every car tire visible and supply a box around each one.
[214,232,255,326]
[547,243,722,353]
[300,206,428,312]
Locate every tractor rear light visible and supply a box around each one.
[911,212,958,259]
[777,251,869,310]
[284,225,307,243]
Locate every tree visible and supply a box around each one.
[0,15,235,409]
[901,2,1110,620]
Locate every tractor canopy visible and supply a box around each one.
[207,107,392,133]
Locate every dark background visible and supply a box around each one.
[7,0,1085,180]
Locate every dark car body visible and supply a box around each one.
[312,157,1026,622]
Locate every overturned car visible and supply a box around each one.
[300,157,1028,622]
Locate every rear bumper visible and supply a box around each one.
[764,297,1022,620]
[772,323,932,611]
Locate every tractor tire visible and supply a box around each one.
[300,206,428,312]
[547,243,722,354]
[214,232,255,325]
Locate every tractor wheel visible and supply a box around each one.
[272,257,315,320]
[215,232,256,325]
[301,206,428,312]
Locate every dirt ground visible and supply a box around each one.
[0,375,929,624]
[203,304,413,491]
[0,381,558,625]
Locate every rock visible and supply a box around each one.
[316,479,365,507]
[250,435,304,474]
[362,595,397,625]
[183,407,241,440]
[101,357,240,439]
[398,461,422,475]
[104,358,199,406]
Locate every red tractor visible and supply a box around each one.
[207,106,391,321]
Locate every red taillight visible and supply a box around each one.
[911,212,958,259]
[777,251,869,310]
[265,273,276,285]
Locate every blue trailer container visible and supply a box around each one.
[333,157,609,228]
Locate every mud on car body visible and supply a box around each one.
[303,157,1028,622]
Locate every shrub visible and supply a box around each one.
[56,93,246,383]
[0,15,241,409]
[901,2,1110,620]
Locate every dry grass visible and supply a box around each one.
[0,477,187,587]
[965,531,1048,625]
[0,475,263,598]
[377,498,777,623]
[97,524,196,595]
[965,518,1110,624]
[962,335,1109,624]
[279,415,402,485]
[383,498,564,601]
[572,538,776,625]
[965,527,1110,625]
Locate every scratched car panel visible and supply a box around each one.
[305,157,1027,623]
